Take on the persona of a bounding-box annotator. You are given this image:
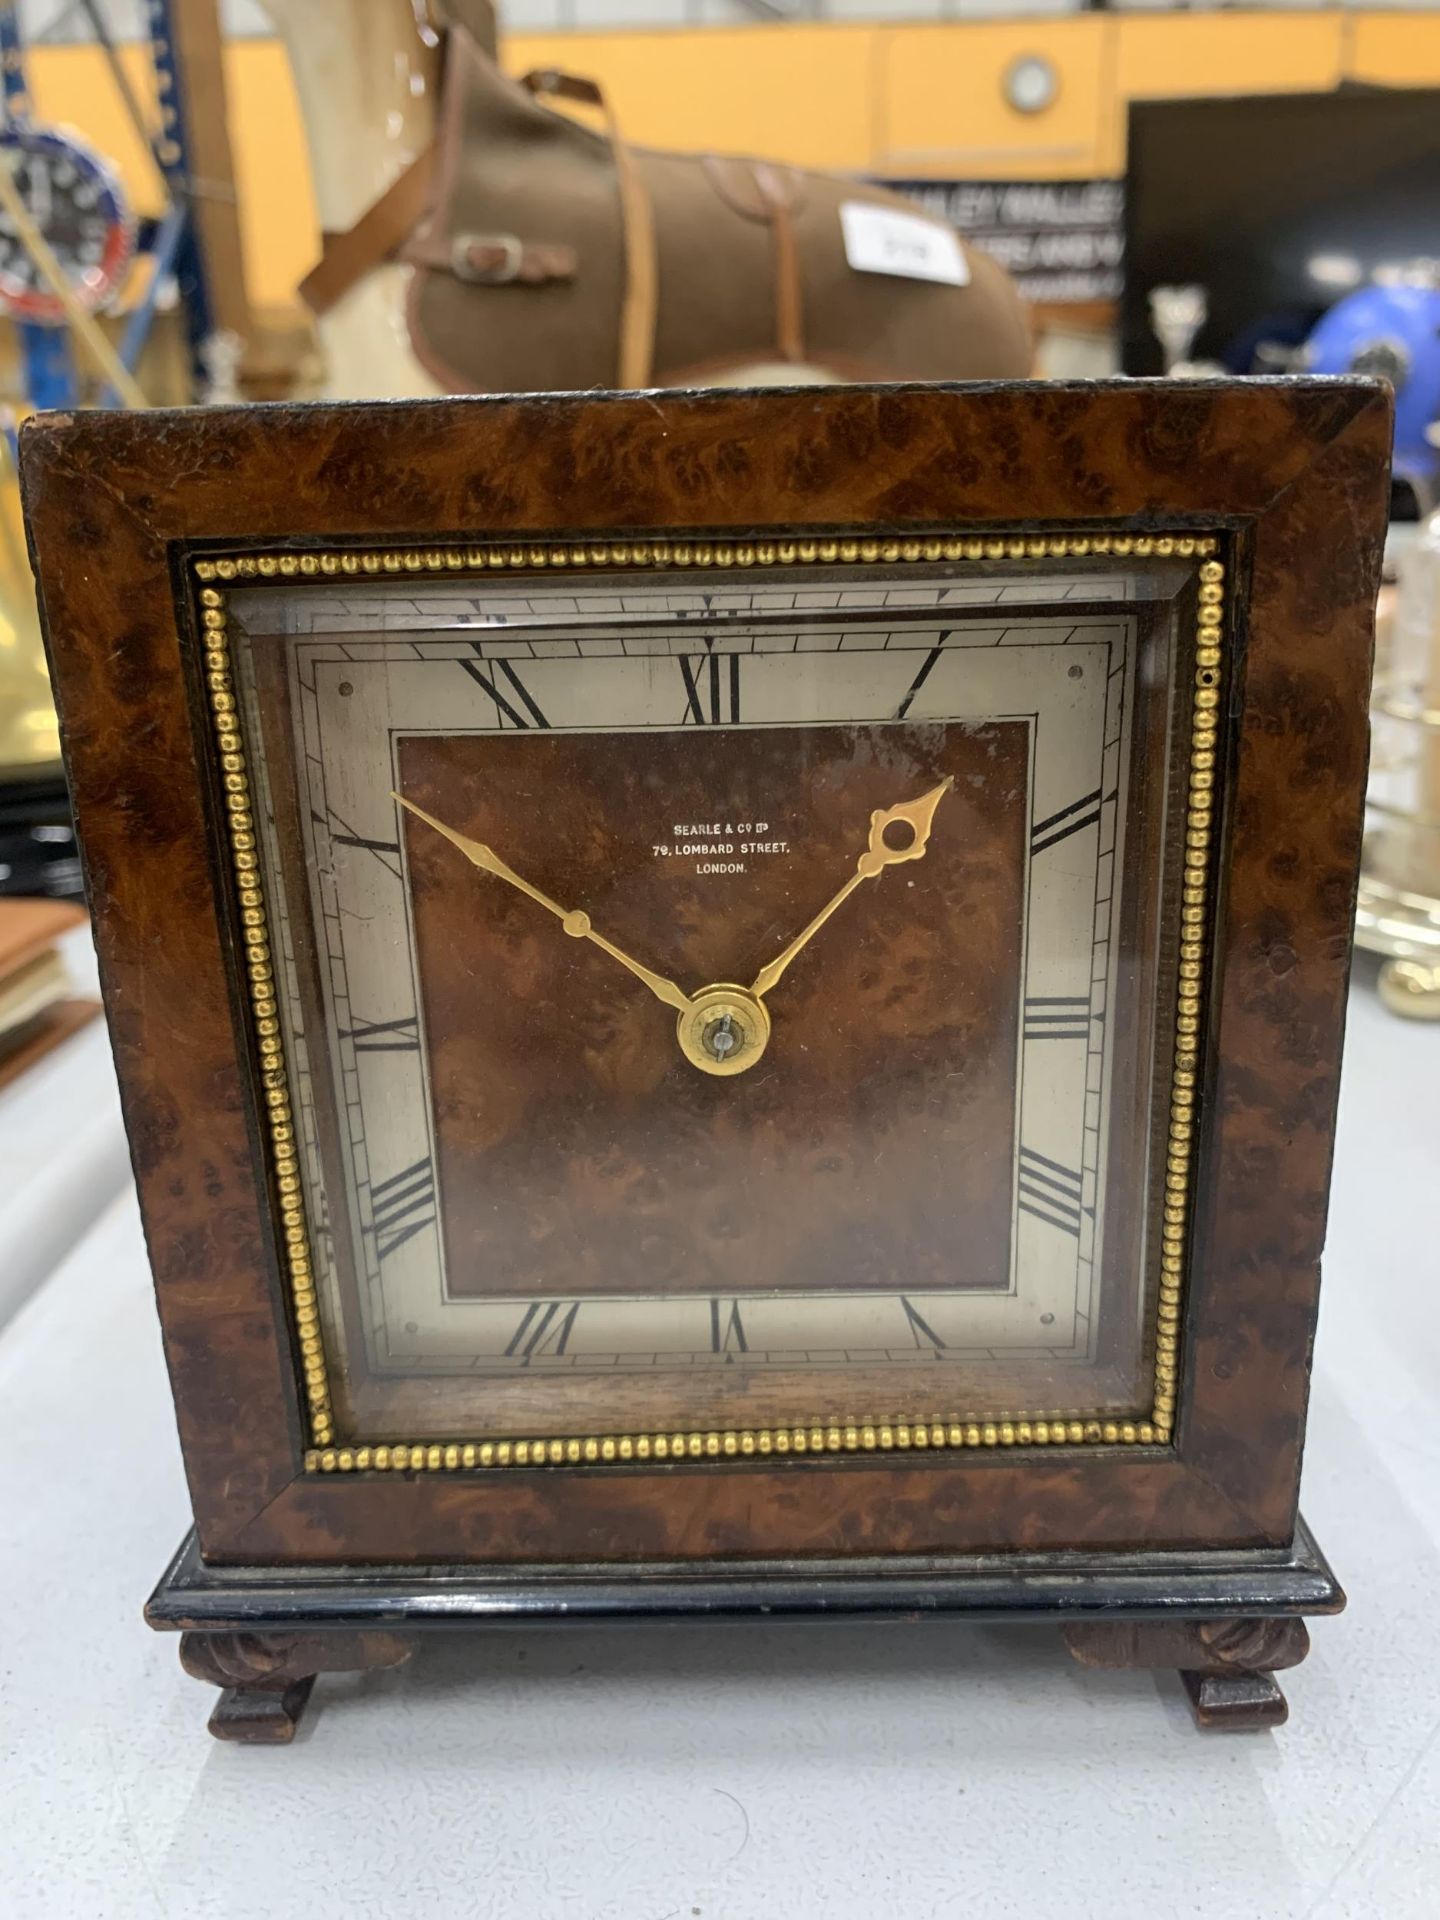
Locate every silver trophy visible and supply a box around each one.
[1148,285,1225,378]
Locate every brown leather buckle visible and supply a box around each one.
[522,67,605,109]
[451,234,523,285]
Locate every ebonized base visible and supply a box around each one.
[148,1516,1342,1742]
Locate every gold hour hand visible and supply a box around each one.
[392,793,695,1015]
[749,776,953,1001]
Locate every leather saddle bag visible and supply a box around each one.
[301,16,1031,391]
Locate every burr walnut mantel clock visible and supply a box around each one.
[21,380,1389,1741]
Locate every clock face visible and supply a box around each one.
[0,125,132,322]
[227,553,1192,1451]
[1003,54,1060,116]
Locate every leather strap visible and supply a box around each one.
[523,67,657,389]
[702,155,805,223]
[299,153,576,313]
[700,156,806,364]
[431,0,498,59]
[299,152,435,316]
[753,162,805,364]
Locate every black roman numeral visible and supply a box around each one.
[461,655,549,728]
[505,1300,580,1361]
[330,827,401,857]
[710,1298,748,1354]
[680,652,741,724]
[341,1013,420,1053]
[1030,788,1104,856]
[1023,996,1091,1042]
[901,1296,948,1351]
[317,807,402,876]
[894,634,953,719]
[1017,1147,1085,1237]
[368,1157,435,1260]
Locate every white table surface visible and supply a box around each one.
[2,958,1437,1920]
[0,922,129,1328]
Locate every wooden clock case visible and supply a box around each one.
[20,380,1390,1740]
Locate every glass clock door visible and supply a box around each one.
[220,544,1209,1462]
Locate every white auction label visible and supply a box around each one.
[839,201,970,286]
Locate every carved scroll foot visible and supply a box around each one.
[1062,1617,1310,1732]
[205,1673,316,1744]
[178,1630,414,1744]
[1180,1667,1289,1729]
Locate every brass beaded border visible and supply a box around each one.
[189,529,1222,1473]
[198,583,334,1446]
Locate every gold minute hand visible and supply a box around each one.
[749,777,954,1001]
[392,794,696,1015]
